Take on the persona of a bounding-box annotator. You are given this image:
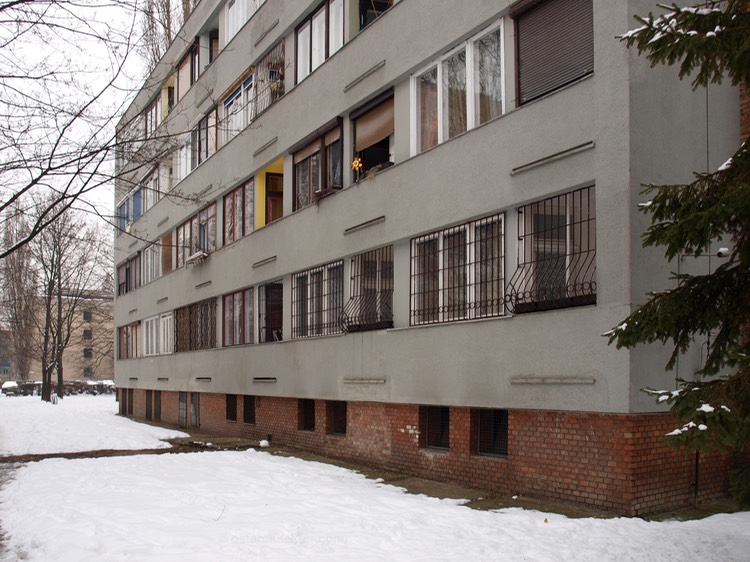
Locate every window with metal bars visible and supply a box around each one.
[223,288,254,346]
[505,186,596,313]
[327,401,347,435]
[410,213,504,325]
[174,298,217,352]
[341,245,393,332]
[243,395,256,424]
[226,394,237,421]
[292,261,343,338]
[472,409,508,457]
[421,406,450,449]
[298,399,315,431]
[258,281,283,343]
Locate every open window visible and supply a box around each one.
[352,93,394,179]
[358,0,392,30]
[258,280,283,343]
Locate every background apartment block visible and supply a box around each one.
[114,0,740,515]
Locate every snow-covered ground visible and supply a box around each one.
[0,395,187,455]
[1,396,749,561]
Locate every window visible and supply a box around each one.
[292,123,342,210]
[421,406,449,449]
[175,298,217,352]
[505,187,596,313]
[258,280,283,343]
[223,288,254,346]
[292,261,343,338]
[83,347,93,359]
[255,42,285,115]
[117,254,141,296]
[513,0,593,105]
[82,329,92,340]
[177,204,217,267]
[359,0,392,30]
[174,135,192,184]
[117,323,139,359]
[143,315,160,356]
[82,310,92,322]
[131,189,143,222]
[142,243,161,285]
[410,213,504,325]
[472,409,508,457]
[243,395,256,424]
[144,97,161,138]
[352,94,394,178]
[223,180,254,244]
[160,312,174,354]
[226,394,238,421]
[295,0,344,83]
[413,22,503,154]
[341,246,393,331]
[223,86,244,144]
[298,399,315,431]
[225,0,266,45]
[143,169,161,210]
[117,199,129,235]
[83,367,93,378]
[327,401,346,435]
[191,108,217,167]
[265,173,283,224]
[161,232,173,275]
[177,42,197,101]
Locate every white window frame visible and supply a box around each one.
[409,19,505,156]
[223,87,242,144]
[160,312,174,354]
[142,243,161,285]
[143,315,160,356]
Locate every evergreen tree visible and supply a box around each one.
[609,0,750,506]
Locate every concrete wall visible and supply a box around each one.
[115,0,739,415]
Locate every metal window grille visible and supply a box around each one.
[505,186,596,313]
[255,42,285,116]
[341,245,393,332]
[299,399,315,431]
[474,409,508,457]
[243,395,256,424]
[258,281,283,343]
[327,401,347,435]
[175,298,217,352]
[410,213,504,325]
[292,261,343,338]
[422,406,450,449]
[226,394,237,421]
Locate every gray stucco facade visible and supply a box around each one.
[114,0,739,419]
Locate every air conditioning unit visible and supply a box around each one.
[186,251,208,266]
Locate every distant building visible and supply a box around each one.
[114,0,740,515]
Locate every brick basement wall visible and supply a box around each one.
[123,391,730,516]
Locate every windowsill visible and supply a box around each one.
[420,446,450,454]
[389,313,512,333]
[475,453,508,461]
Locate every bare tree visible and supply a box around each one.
[0,1,144,259]
[32,200,110,401]
[0,206,38,379]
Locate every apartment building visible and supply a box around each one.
[114,0,740,515]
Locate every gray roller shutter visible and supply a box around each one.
[515,0,593,104]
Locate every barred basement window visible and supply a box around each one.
[298,399,315,431]
[421,406,450,449]
[341,246,393,332]
[472,409,508,457]
[292,261,343,338]
[505,186,596,313]
[410,213,504,325]
[175,298,217,352]
[327,401,347,435]
[258,281,283,343]
[243,395,256,424]
[226,394,237,422]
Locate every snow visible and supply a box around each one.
[0,382,17,390]
[697,403,715,413]
[1,397,750,561]
[0,395,187,455]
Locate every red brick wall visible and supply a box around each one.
[124,390,731,515]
